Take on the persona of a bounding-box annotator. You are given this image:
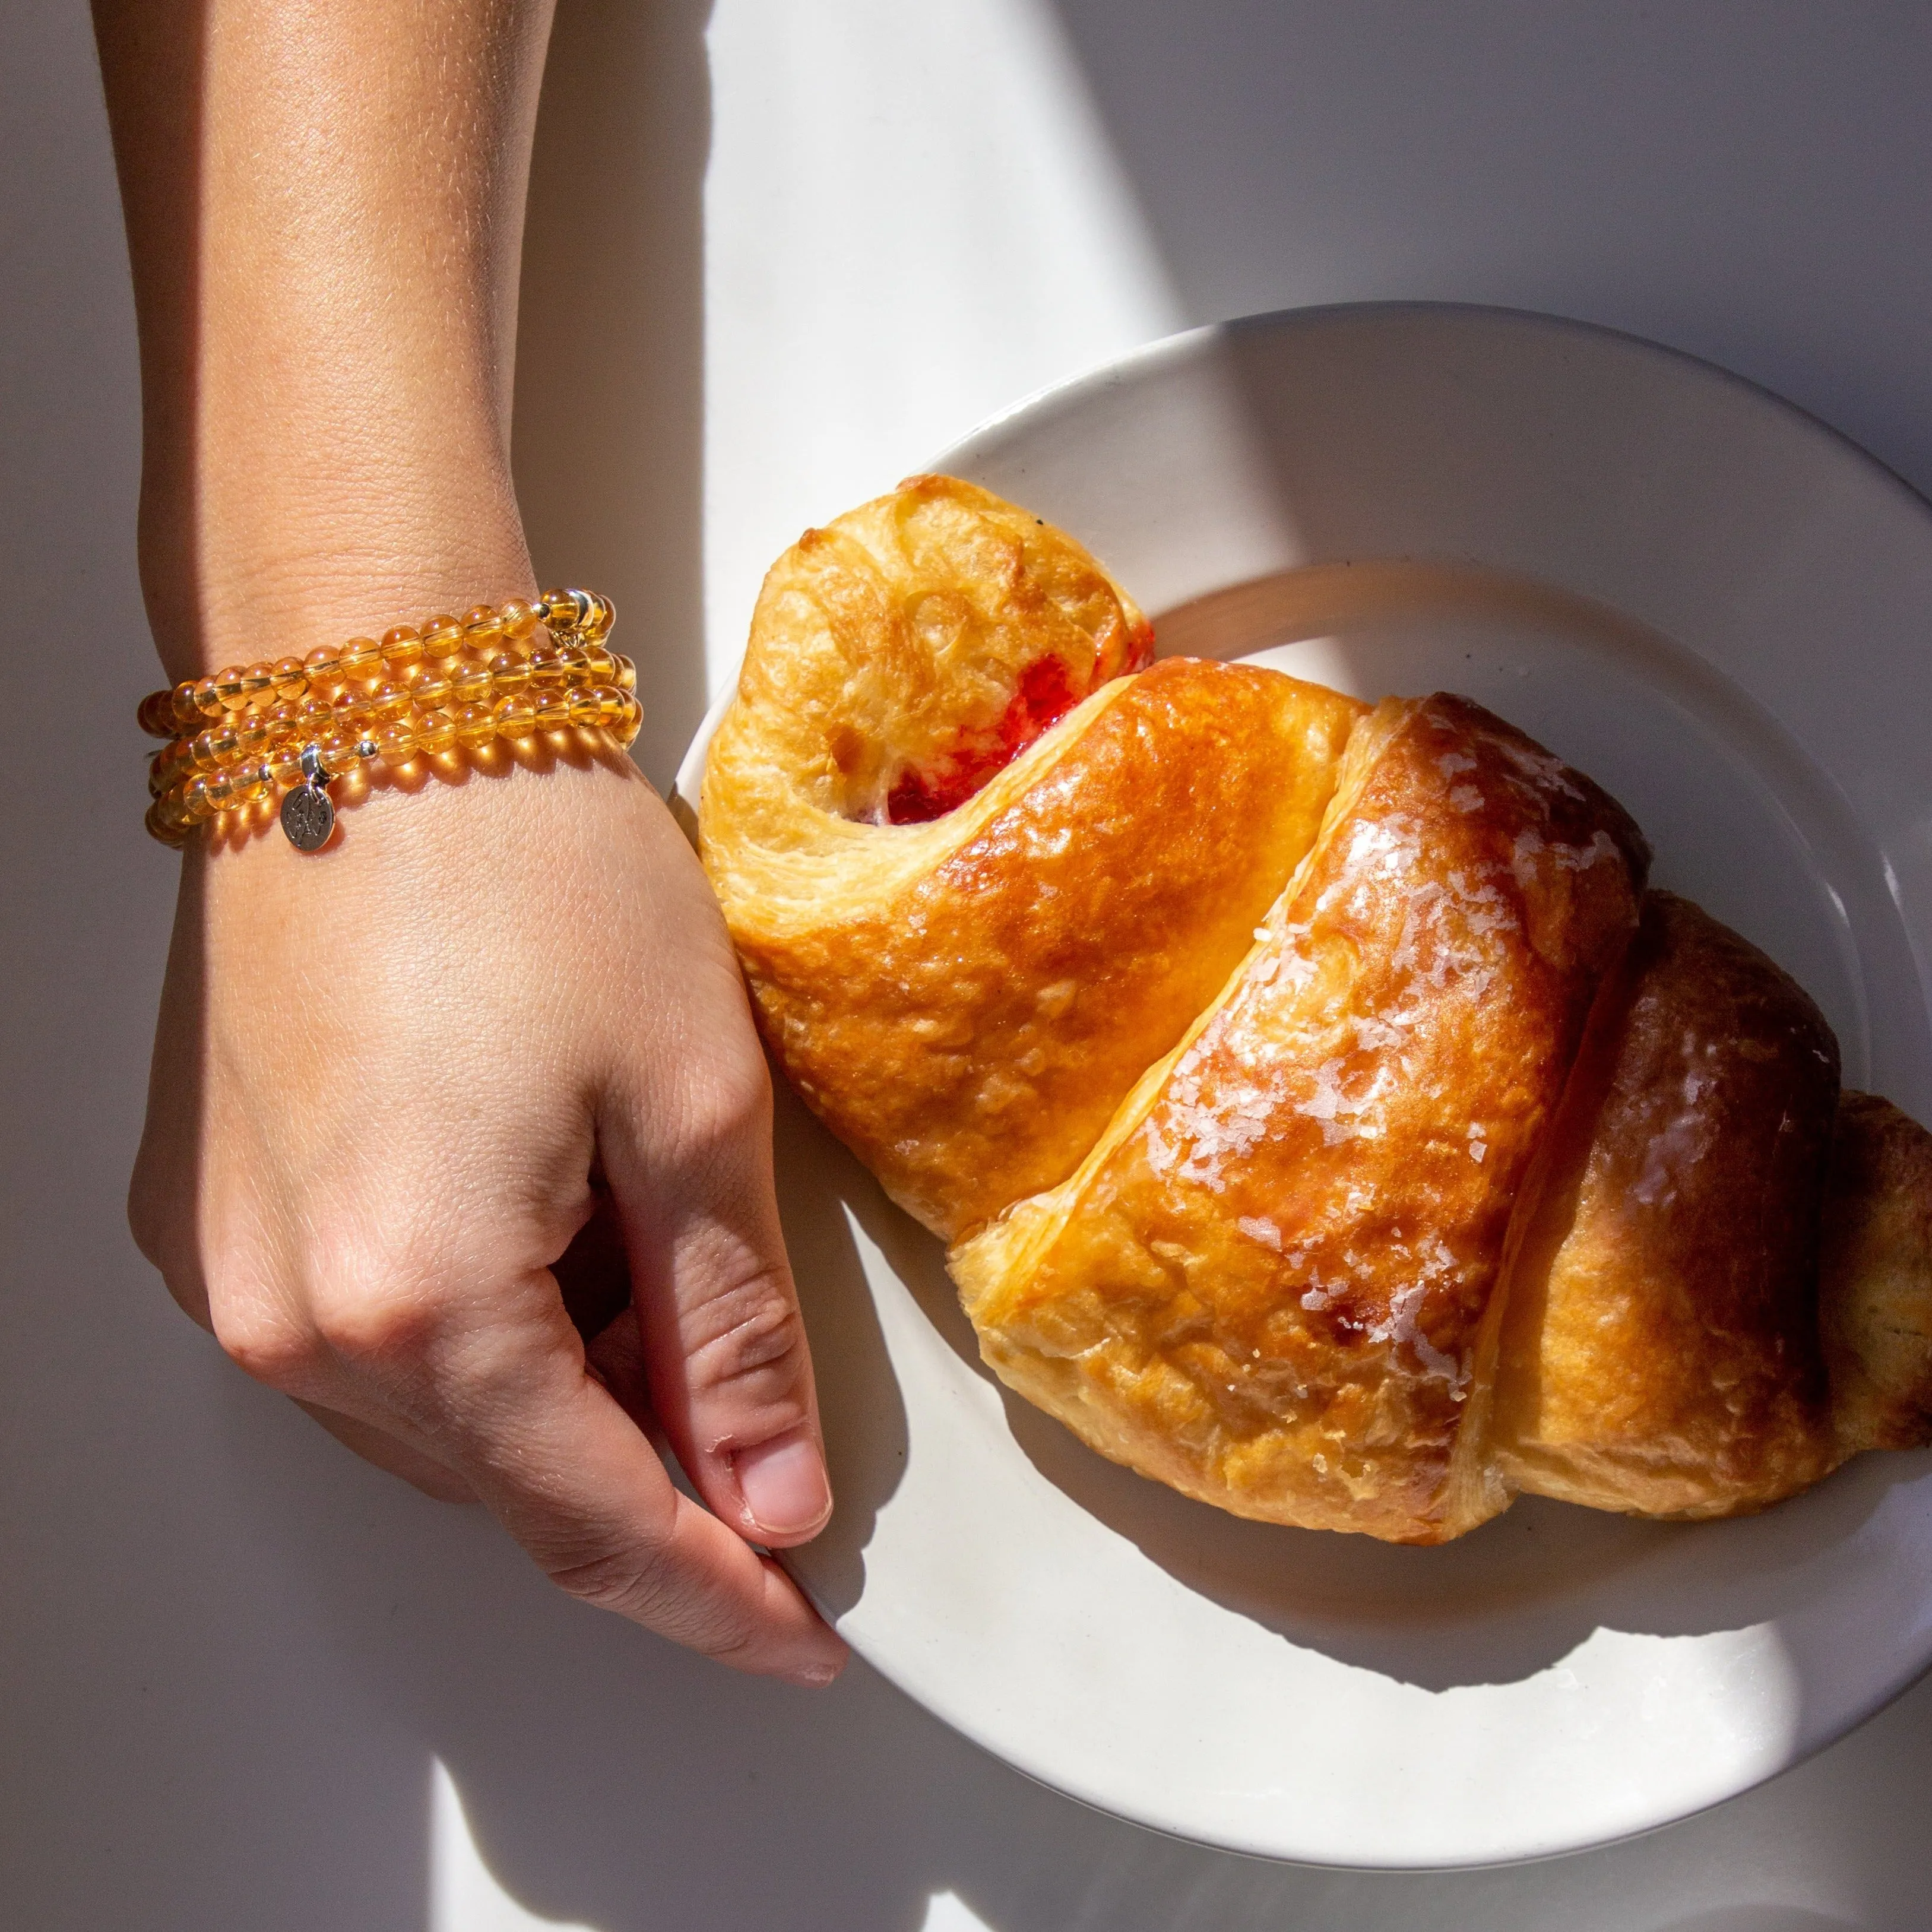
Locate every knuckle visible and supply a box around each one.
[684,1279,807,1409]
[674,1056,772,1169]
[208,1292,318,1391]
[309,1264,440,1372]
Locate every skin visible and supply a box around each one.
[94,0,847,1686]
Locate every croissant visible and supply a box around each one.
[701,476,1932,1544]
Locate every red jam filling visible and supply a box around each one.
[885,655,1082,825]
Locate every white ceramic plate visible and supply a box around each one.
[674,305,1932,1869]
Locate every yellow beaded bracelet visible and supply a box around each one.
[138,588,639,850]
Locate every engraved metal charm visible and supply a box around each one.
[280,743,336,852]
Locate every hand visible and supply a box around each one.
[129,754,848,1686]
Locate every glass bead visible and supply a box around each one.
[144,801,179,845]
[194,676,224,718]
[582,592,615,641]
[303,647,343,688]
[240,662,277,707]
[453,702,496,748]
[614,696,642,745]
[297,695,335,734]
[534,689,571,730]
[319,723,361,766]
[208,723,241,763]
[411,708,458,755]
[381,625,425,671]
[422,615,464,658]
[463,605,503,649]
[569,686,604,728]
[205,769,235,808]
[272,656,308,699]
[189,731,218,772]
[584,683,622,724]
[338,636,384,684]
[525,644,564,688]
[213,671,249,712]
[556,644,591,683]
[499,597,539,638]
[370,681,413,723]
[486,650,530,695]
[268,748,305,788]
[613,654,637,692]
[184,775,213,819]
[492,693,536,738]
[232,766,270,803]
[137,690,175,738]
[410,669,452,711]
[236,716,271,756]
[452,662,492,707]
[582,643,615,682]
[172,682,203,729]
[376,719,417,764]
[539,587,584,633]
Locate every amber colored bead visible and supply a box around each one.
[486,650,530,695]
[188,731,217,772]
[208,722,242,763]
[338,636,385,685]
[172,682,203,729]
[381,625,425,671]
[236,715,271,756]
[534,688,572,730]
[539,587,586,633]
[368,681,413,723]
[410,668,453,710]
[583,684,622,725]
[268,746,305,788]
[581,592,615,641]
[569,686,604,728]
[492,693,536,738]
[376,719,418,764]
[453,702,496,748]
[556,644,592,683]
[422,615,465,658]
[272,656,309,699]
[210,670,246,712]
[463,604,503,648]
[183,774,213,818]
[448,661,489,708]
[613,695,642,745]
[319,722,361,765]
[612,653,637,692]
[137,689,176,738]
[525,644,565,688]
[296,695,335,735]
[581,643,616,682]
[205,769,235,809]
[303,647,343,688]
[499,597,539,639]
[232,765,271,803]
[412,707,458,755]
[240,662,277,707]
[144,800,186,847]
[190,676,221,718]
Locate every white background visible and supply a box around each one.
[6,2,1932,1926]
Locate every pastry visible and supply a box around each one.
[701,476,1932,1543]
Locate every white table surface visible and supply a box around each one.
[6,3,1931,1926]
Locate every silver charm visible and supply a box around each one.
[280,743,336,852]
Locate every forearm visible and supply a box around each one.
[93,0,556,679]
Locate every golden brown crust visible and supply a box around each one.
[1822,1091,1932,1455]
[701,477,1366,1237]
[954,695,1648,1543]
[1492,893,1843,1518]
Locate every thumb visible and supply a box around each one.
[600,1065,834,1548]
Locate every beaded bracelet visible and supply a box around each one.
[137,588,641,851]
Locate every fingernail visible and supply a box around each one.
[734,1433,832,1538]
[785,1660,843,1689]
